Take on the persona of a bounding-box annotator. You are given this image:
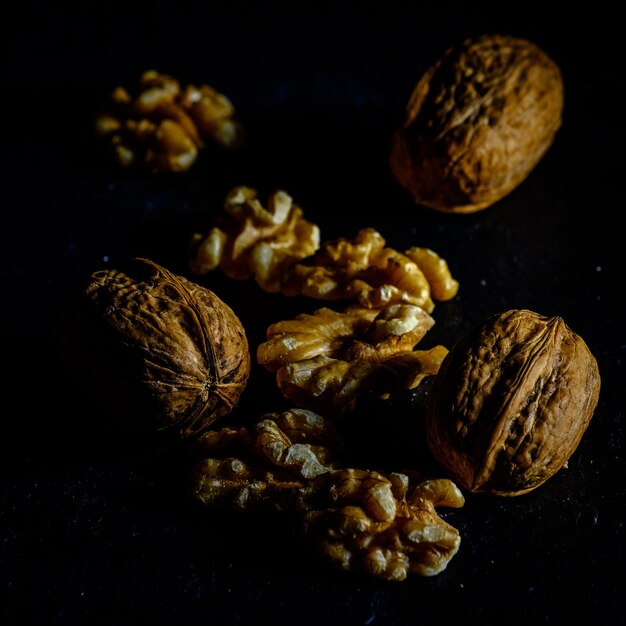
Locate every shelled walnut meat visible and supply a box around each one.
[189,186,320,292]
[282,227,458,312]
[257,303,448,415]
[390,35,564,213]
[96,70,243,173]
[189,409,465,580]
[426,309,600,496]
[58,258,251,438]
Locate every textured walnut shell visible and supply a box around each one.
[390,35,564,213]
[59,258,251,438]
[426,310,600,496]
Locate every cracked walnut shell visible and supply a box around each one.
[426,309,600,496]
[59,258,251,438]
[390,35,564,213]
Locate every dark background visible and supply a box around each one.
[2,1,625,624]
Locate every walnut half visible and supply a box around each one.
[189,186,320,292]
[281,228,459,312]
[257,303,448,415]
[304,472,464,579]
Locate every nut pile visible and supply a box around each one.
[183,183,465,578]
[190,186,459,414]
[80,38,601,582]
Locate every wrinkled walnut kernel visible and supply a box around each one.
[304,474,464,580]
[189,186,320,292]
[96,70,243,173]
[190,408,342,511]
[188,411,464,580]
[281,228,457,312]
[257,304,448,415]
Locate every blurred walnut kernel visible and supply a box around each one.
[95,70,243,173]
[257,303,448,415]
[189,186,320,292]
[188,409,464,580]
[281,228,458,312]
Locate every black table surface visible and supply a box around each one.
[2,1,625,624]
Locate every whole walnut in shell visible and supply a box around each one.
[426,309,600,496]
[390,35,564,213]
[59,258,251,438]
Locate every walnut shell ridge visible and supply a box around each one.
[426,309,600,496]
[390,35,564,213]
[59,258,251,438]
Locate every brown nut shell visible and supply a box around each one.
[59,258,251,438]
[426,309,600,496]
[390,35,564,213]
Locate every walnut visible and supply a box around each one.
[403,247,459,302]
[188,410,465,580]
[303,473,464,580]
[257,303,448,415]
[390,35,564,213]
[281,228,458,312]
[189,408,342,511]
[188,186,320,292]
[95,70,243,173]
[58,258,251,438]
[426,309,601,496]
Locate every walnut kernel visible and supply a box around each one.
[257,303,448,415]
[189,186,320,292]
[282,228,458,312]
[304,473,464,579]
[188,410,465,580]
[96,70,243,173]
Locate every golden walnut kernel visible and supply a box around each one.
[188,409,464,580]
[95,70,243,173]
[189,408,343,511]
[188,186,320,292]
[426,309,601,496]
[304,473,464,579]
[282,228,458,312]
[390,35,564,213]
[58,258,251,438]
[257,303,448,415]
